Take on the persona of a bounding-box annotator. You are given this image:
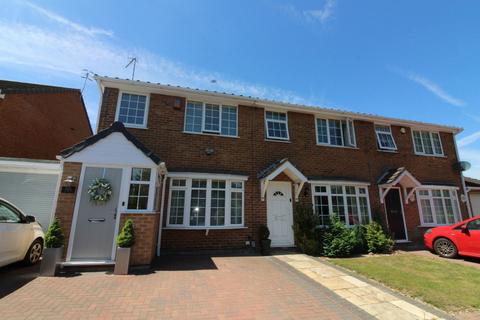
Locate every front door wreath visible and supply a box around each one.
[87,178,112,204]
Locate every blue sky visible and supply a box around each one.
[2,0,480,178]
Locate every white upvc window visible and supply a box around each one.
[127,168,153,211]
[412,130,444,156]
[375,125,397,151]
[311,184,371,226]
[417,187,461,226]
[265,111,289,140]
[184,101,238,137]
[167,176,245,228]
[316,118,356,147]
[116,92,149,128]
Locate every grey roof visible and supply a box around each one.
[465,177,480,188]
[59,122,162,164]
[0,80,79,94]
[377,167,406,185]
[257,158,290,179]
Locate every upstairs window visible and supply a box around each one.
[184,101,238,137]
[117,93,148,127]
[316,118,356,147]
[375,125,397,151]
[412,130,443,156]
[265,111,289,140]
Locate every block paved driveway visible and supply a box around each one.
[0,255,372,320]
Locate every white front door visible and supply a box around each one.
[267,181,294,247]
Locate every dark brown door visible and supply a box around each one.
[385,189,406,240]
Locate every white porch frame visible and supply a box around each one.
[260,161,307,202]
[379,169,422,205]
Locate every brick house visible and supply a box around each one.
[53,75,472,266]
[0,80,92,230]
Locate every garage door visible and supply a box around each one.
[470,192,480,216]
[0,172,58,231]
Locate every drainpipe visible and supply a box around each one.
[453,135,473,218]
[156,170,167,256]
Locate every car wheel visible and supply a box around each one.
[24,239,43,265]
[434,238,458,258]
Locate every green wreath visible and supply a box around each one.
[87,178,112,204]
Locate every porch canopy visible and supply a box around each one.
[378,167,421,204]
[258,158,308,202]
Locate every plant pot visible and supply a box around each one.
[39,247,63,277]
[260,239,271,256]
[114,247,131,275]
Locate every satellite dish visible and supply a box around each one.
[455,161,471,172]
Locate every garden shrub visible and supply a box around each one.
[117,219,135,248]
[292,205,322,255]
[365,221,394,253]
[258,224,270,240]
[45,218,65,248]
[322,216,356,257]
[351,224,368,254]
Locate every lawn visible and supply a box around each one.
[330,254,480,312]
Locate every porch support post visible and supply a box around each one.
[261,179,269,202]
[293,181,305,202]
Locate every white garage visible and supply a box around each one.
[0,158,60,231]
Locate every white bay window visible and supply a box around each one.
[417,187,460,226]
[311,183,371,226]
[167,175,246,228]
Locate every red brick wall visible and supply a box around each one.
[54,162,82,258]
[99,88,468,249]
[120,213,159,265]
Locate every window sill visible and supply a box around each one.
[164,226,247,230]
[316,144,359,150]
[377,149,398,153]
[182,131,239,139]
[265,138,291,143]
[414,153,446,158]
[121,123,148,130]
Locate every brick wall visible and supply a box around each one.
[99,88,468,249]
[120,213,159,265]
[54,161,82,257]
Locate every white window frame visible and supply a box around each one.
[374,124,397,151]
[264,110,290,141]
[166,174,247,229]
[183,101,238,137]
[416,187,461,226]
[125,167,157,213]
[115,91,150,129]
[310,182,372,227]
[315,117,356,148]
[411,129,444,157]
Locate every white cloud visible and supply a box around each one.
[0,3,311,126]
[303,0,336,24]
[458,131,480,148]
[23,1,113,37]
[393,68,465,107]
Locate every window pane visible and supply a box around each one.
[359,197,369,224]
[433,198,446,224]
[185,101,203,133]
[348,119,356,146]
[266,111,288,139]
[190,189,206,226]
[212,180,226,189]
[137,197,148,210]
[221,106,237,136]
[131,168,150,181]
[231,181,243,189]
[316,119,328,144]
[420,199,434,224]
[421,131,434,154]
[192,179,207,188]
[331,195,345,223]
[231,191,243,224]
[139,184,149,196]
[444,198,455,224]
[432,133,443,155]
[129,184,139,196]
[118,93,147,126]
[375,125,396,150]
[413,131,424,153]
[169,190,185,225]
[314,195,330,226]
[210,190,225,226]
[346,195,358,225]
[328,119,343,146]
[172,179,186,187]
[204,104,220,132]
[0,204,21,223]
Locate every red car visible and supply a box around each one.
[424,216,480,259]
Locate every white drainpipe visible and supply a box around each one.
[156,171,167,256]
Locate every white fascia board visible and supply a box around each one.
[95,76,463,134]
[309,180,370,186]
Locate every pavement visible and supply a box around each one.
[0,255,372,320]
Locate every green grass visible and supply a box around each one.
[330,254,480,312]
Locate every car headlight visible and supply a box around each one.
[424,228,433,235]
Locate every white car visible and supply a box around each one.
[0,198,44,267]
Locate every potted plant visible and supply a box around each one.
[114,219,135,275]
[39,218,65,276]
[258,224,271,255]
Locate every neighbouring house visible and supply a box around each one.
[53,75,472,266]
[465,177,480,216]
[0,80,92,230]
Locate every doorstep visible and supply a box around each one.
[61,260,115,267]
